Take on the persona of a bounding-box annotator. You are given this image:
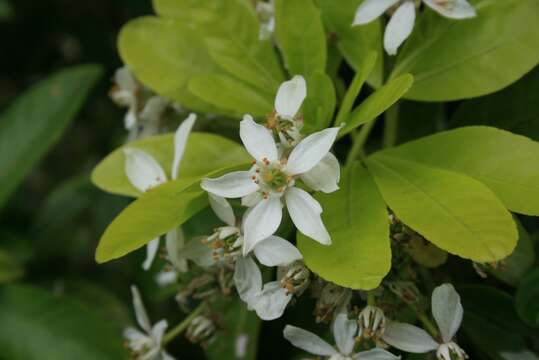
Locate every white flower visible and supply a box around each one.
[201,115,340,252]
[382,284,468,360]
[183,195,302,320]
[256,0,275,40]
[352,0,476,55]
[111,66,139,131]
[124,286,175,360]
[358,306,387,339]
[124,114,197,270]
[283,312,400,359]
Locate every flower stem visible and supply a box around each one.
[367,291,376,306]
[416,310,439,340]
[382,104,399,148]
[345,118,378,166]
[162,303,206,345]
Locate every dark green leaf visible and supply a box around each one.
[0,64,102,208]
[516,268,539,328]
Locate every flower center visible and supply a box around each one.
[203,227,242,262]
[252,159,294,195]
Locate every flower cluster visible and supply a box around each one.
[353,0,476,55]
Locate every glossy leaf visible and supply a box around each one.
[274,0,326,76]
[338,74,414,138]
[317,0,384,87]
[298,163,391,290]
[188,74,272,117]
[0,64,102,208]
[206,299,261,360]
[516,268,539,328]
[366,154,517,262]
[451,66,539,141]
[374,126,539,215]
[95,164,249,263]
[0,285,128,360]
[302,72,337,133]
[91,132,250,197]
[391,0,539,101]
[488,219,535,286]
[460,285,531,359]
[154,0,284,94]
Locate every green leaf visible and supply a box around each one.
[338,74,414,138]
[334,51,378,127]
[317,0,384,87]
[373,126,539,216]
[460,285,531,360]
[0,249,23,283]
[391,0,539,101]
[302,72,337,133]
[91,132,250,197]
[189,74,272,117]
[365,154,517,262]
[119,17,219,113]
[0,64,102,208]
[154,0,284,94]
[488,219,535,286]
[95,164,249,263]
[274,0,326,76]
[298,163,391,290]
[206,299,261,360]
[451,66,539,141]
[516,268,539,328]
[0,285,128,360]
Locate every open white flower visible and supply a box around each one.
[284,313,400,359]
[124,114,196,270]
[353,0,476,55]
[382,284,468,360]
[182,195,302,320]
[124,286,175,360]
[201,115,340,253]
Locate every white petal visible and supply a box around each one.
[253,236,303,267]
[242,191,263,207]
[243,197,283,255]
[124,107,137,130]
[352,0,400,25]
[172,113,196,180]
[423,0,476,19]
[124,148,167,193]
[253,281,293,320]
[151,319,168,344]
[123,327,149,344]
[142,238,160,271]
[431,284,463,342]
[274,75,307,119]
[285,188,330,245]
[209,194,236,226]
[201,171,259,198]
[382,322,438,353]
[234,256,263,306]
[286,127,340,175]
[300,152,341,193]
[384,1,416,56]
[333,313,358,355]
[115,66,137,92]
[354,348,401,360]
[165,228,188,272]
[240,115,278,162]
[130,285,152,333]
[182,238,215,268]
[283,325,337,357]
